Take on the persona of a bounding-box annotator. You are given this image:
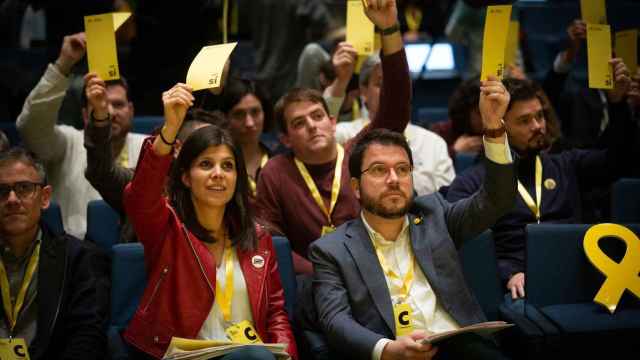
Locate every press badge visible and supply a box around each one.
[393,302,413,337]
[0,338,30,360]
[226,320,262,344]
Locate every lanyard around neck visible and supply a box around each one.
[0,242,40,332]
[294,145,344,227]
[517,155,542,223]
[372,240,415,300]
[215,244,235,322]
[248,152,269,196]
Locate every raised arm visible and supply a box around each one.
[123,84,193,253]
[84,73,133,215]
[16,33,86,163]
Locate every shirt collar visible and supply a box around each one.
[360,212,410,247]
[0,228,42,264]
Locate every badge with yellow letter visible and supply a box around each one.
[393,302,413,337]
[583,223,640,313]
[0,338,30,360]
[226,320,262,344]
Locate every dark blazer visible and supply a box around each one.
[309,158,516,359]
[28,223,110,360]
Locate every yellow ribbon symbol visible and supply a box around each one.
[583,223,640,314]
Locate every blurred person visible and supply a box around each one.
[0,147,109,359]
[122,83,298,359]
[310,74,515,360]
[256,0,411,275]
[16,32,146,239]
[447,65,635,303]
[336,54,455,196]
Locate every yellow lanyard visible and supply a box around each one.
[214,245,235,322]
[294,145,344,227]
[404,6,423,32]
[0,243,40,332]
[248,153,269,197]
[117,141,129,168]
[517,155,542,223]
[373,242,415,300]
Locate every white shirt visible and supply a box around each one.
[197,247,255,340]
[367,137,512,360]
[336,117,456,196]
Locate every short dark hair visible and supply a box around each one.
[80,77,131,109]
[349,129,413,180]
[168,125,257,251]
[274,88,330,134]
[0,130,8,152]
[221,77,273,132]
[0,147,47,184]
[448,77,481,136]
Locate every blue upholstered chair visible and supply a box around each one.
[132,116,163,135]
[42,201,64,235]
[86,200,121,252]
[271,236,297,320]
[611,178,640,223]
[459,230,503,321]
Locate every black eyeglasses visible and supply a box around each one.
[0,182,43,202]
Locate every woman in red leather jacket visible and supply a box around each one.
[122,83,298,359]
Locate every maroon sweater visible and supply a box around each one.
[256,49,411,272]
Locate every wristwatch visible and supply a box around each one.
[483,119,506,138]
[380,23,400,36]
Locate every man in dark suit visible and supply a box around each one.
[0,147,109,359]
[309,76,516,360]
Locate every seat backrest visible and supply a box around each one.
[272,236,297,320]
[110,243,147,330]
[525,223,640,308]
[86,200,121,252]
[454,153,477,175]
[612,178,640,223]
[132,116,164,135]
[42,201,64,235]
[459,230,503,321]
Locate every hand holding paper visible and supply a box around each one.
[162,83,194,133]
[479,76,510,129]
[333,42,358,83]
[607,58,632,103]
[362,0,398,30]
[55,33,86,76]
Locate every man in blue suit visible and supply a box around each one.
[309,75,515,360]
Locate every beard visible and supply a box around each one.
[361,188,413,219]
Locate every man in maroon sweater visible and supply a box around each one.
[256,0,411,274]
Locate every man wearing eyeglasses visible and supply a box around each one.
[0,148,109,359]
[309,76,516,360]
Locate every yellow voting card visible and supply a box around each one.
[347,0,375,56]
[615,29,638,76]
[480,5,512,81]
[587,24,613,89]
[186,42,237,91]
[84,12,131,81]
[505,20,520,66]
[581,0,607,25]
[0,338,30,359]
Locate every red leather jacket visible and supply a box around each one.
[122,140,298,359]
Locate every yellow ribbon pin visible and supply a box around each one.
[583,223,640,314]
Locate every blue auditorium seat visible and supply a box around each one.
[459,230,502,321]
[42,201,64,235]
[272,236,297,320]
[415,107,449,128]
[132,116,163,135]
[611,178,640,223]
[454,153,477,175]
[86,200,121,252]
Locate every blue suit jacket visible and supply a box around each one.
[309,158,516,359]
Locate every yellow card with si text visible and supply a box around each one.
[84,12,131,81]
[347,0,375,56]
[615,29,638,76]
[581,0,607,25]
[0,338,30,359]
[186,42,237,91]
[505,20,520,67]
[587,24,613,89]
[480,5,512,81]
